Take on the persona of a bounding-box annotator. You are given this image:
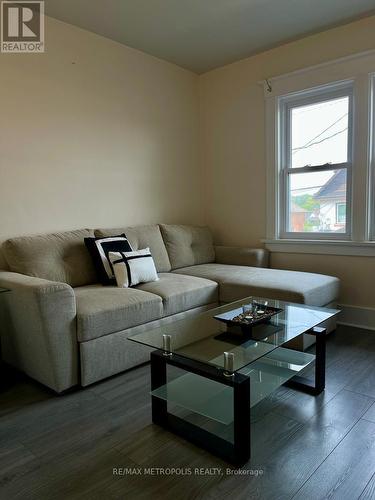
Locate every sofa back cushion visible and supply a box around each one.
[95,225,171,273]
[3,229,97,287]
[159,224,215,270]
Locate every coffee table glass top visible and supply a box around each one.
[129,297,340,373]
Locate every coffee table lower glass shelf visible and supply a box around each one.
[129,296,340,466]
[151,346,315,425]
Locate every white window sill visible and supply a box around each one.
[262,239,375,257]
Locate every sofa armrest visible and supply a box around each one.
[214,246,269,268]
[0,271,78,392]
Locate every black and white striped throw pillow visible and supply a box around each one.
[108,248,159,288]
[84,234,133,285]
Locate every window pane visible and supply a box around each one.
[291,97,349,168]
[336,203,346,224]
[288,169,347,233]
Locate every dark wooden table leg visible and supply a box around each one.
[314,327,326,393]
[151,351,168,426]
[284,326,327,395]
[149,349,251,465]
[234,374,251,465]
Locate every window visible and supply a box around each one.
[371,74,375,241]
[278,83,353,239]
[265,55,375,255]
[336,203,346,225]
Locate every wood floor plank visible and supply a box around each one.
[0,443,136,500]
[0,440,36,476]
[0,387,99,443]
[292,419,375,500]
[0,325,375,500]
[359,472,375,500]
[273,328,375,423]
[362,402,375,423]
[0,378,51,419]
[204,389,374,500]
[21,399,152,460]
[272,381,342,423]
[115,408,302,468]
[88,363,150,401]
[344,356,375,398]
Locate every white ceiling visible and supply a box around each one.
[45,0,375,73]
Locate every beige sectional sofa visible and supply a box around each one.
[0,224,340,393]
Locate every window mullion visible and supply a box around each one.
[287,163,350,175]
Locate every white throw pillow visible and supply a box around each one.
[108,248,159,288]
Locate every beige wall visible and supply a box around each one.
[0,17,202,268]
[200,15,375,307]
[1,13,375,307]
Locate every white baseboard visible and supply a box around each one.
[337,304,375,331]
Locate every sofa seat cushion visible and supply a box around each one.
[75,285,163,342]
[136,273,218,316]
[173,264,339,307]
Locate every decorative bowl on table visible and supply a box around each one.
[214,302,283,329]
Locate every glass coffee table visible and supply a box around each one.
[129,297,340,465]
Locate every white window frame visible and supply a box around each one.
[263,50,375,257]
[370,74,375,241]
[278,82,354,241]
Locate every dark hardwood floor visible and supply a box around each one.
[1,325,375,500]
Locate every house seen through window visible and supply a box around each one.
[336,202,346,225]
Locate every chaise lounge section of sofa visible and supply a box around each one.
[0,224,340,393]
